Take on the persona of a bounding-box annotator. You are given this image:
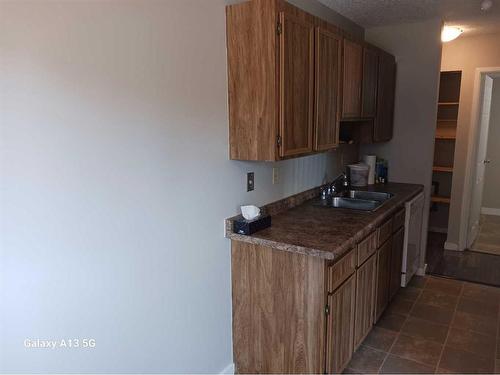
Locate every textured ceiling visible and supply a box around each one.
[318,0,500,36]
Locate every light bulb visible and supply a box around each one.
[441,26,463,42]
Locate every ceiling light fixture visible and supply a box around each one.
[481,0,493,11]
[441,26,463,42]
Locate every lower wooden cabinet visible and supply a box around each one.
[390,226,405,300]
[375,238,392,322]
[354,253,377,349]
[231,212,408,373]
[326,275,356,374]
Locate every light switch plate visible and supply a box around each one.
[272,167,279,185]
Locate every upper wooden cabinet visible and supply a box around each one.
[226,0,397,161]
[279,11,315,157]
[314,27,342,151]
[342,39,363,119]
[226,0,344,161]
[361,46,378,118]
[374,52,397,142]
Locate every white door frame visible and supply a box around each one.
[458,67,500,250]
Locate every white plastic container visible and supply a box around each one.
[348,163,370,187]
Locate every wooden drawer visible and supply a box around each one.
[328,248,356,293]
[356,231,377,266]
[392,208,405,233]
[377,217,393,247]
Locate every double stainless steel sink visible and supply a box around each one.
[314,190,394,212]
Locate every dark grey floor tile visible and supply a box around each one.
[363,327,398,352]
[379,354,435,374]
[446,328,496,359]
[390,333,443,367]
[408,276,428,289]
[462,282,500,303]
[386,297,414,316]
[410,302,455,325]
[401,316,449,344]
[451,310,497,337]
[417,289,459,310]
[376,312,407,332]
[347,345,387,374]
[457,297,499,319]
[397,286,423,302]
[439,346,495,374]
[425,277,463,296]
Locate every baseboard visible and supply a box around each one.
[481,207,500,216]
[444,241,460,251]
[220,363,235,374]
[428,226,448,234]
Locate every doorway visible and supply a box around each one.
[468,74,500,254]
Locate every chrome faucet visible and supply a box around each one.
[321,172,350,200]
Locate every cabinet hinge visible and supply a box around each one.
[276,135,282,147]
[325,304,330,315]
[277,22,282,35]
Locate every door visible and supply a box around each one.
[468,75,494,247]
[314,27,342,151]
[326,275,356,374]
[279,11,314,157]
[375,238,392,322]
[361,47,378,118]
[353,254,376,349]
[342,39,363,118]
[390,227,404,300]
[374,53,396,142]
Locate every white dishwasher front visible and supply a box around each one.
[401,191,425,287]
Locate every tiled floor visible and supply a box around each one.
[472,215,500,256]
[345,275,500,374]
[427,232,500,286]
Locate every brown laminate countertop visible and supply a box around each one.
[226,182,424,261]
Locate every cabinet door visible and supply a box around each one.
[279,11,314,157]
[326,274,356,374]
[342,39,363,119]
[314,27,342,151]
[390,227,405,300]
[361,47,378,118]
[374,53,396,142]
[354,253,377,349]
[375,237,392,322]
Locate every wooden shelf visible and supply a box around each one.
[435,126,456,140]
[431,196,451,204]
[433,166,453,173]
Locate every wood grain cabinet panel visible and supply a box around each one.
[342,39,363,119]
[390,226,405,300]
[354,253,377,349]
[374,53,396,142]
[361,47,378,118]
[326,275,356,374]
[357,231,377,266]
[231,241,326,374]
[327,248,356,292]
[377,217,393,247]
[314,27,342,151]
[279,11,315,157]
[375,238,392,322]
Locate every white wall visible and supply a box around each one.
[360,20,443,263]
[0,1,359,372]
[441,32,500,249]
[483,78,500,211]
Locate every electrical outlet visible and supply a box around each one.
[247,172,254,192]
[272,167,279,185]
